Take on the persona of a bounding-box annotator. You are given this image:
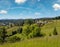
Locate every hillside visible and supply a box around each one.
[0,35,60,47]
[41,20,60,35]
[0,20,60,47]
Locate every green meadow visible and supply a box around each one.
[0,36,60,47]
[0,20,60,47]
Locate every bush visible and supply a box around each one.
[28,24,44,38]
[28,33,33,38]
[7,36,21,43]
[0,38,3,43]
[32,27,41,37]
[22,25,31,36]
[53,27,58,35]
[49,33,51,36]
[22,24,45,39]
[0,28,7,43]
[12,31,17,35]
[17,27,22,34]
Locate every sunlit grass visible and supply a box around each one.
[0,35,60,47]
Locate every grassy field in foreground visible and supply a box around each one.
[0,35,60,47]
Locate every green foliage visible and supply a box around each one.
[7,36,21,43]
[22,25,31,36]
[49,33,51,36]
[28,24,43,38]
[17,27,22,33]
[0,28,7,43]
[30,24,38,30]
[22,24,44,39]
[53,27,58,35]
[32,27,41,37]
[24,19,34,25]
[12,31,17,35]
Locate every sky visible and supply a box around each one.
[0,0,60,19]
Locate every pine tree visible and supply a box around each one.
[1,28,7,42]
[53,27,58,35]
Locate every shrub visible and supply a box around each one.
[53,27,58,35]
[0,28,7,43]
[22,24,45,39]
[7,36,21,43]
[33,27,41,37]
[22,25,31,36]
[49,33,51,36]
[0,37,3,43]
[28,24,44,38]
[28,33,33,38]
[17,27,22,33]
[12,31,17,35]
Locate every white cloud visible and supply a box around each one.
[53,4,60,11]
[35,12,41,16]
[0,10,7,14]
[15,0,27,4]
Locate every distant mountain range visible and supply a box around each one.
[0,16,60,25]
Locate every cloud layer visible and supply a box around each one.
[35,12,41,16]
[53,4,60,11]
[0,10,7,14]
[15,0,27,4]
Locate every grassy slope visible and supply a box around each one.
[0,20,60,47]
[41,20,60,35]
[6,26,19,35]
[0,35,60,47]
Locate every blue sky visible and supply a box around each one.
[0,0,60,19]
